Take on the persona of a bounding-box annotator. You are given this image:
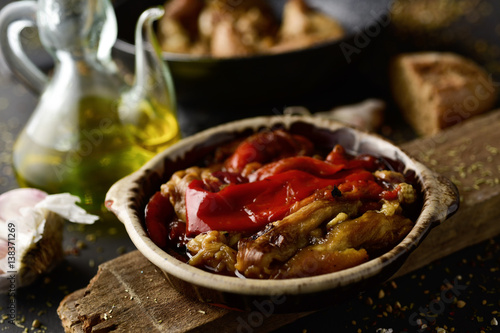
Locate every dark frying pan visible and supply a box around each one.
[113,0,393,107]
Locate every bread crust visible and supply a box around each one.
[390,52,497,136]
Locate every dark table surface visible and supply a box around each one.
[1,0,500,332]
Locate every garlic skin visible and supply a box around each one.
[284,99,386,132]
[0,188,98,293]
[314,99,386,132]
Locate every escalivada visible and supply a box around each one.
[144,129,419,279]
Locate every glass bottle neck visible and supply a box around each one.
[37,0,117,62]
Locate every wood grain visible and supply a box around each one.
[57,110,500,333]
[396,109,500,276]
[57,250,309,333]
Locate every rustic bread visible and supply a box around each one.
[390,52,497,136]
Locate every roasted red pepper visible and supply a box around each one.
[224,129,313,173]
[145,191,187,248]
[185,159,394,236]
[326,144,380,171]
[186,169,345,235]
[145,191,175,248]
[148,131,404,242]
[248,156,345,182]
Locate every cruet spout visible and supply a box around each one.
[135,7,175,107]
[119,7,180,152]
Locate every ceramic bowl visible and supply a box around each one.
[105,115,459,313]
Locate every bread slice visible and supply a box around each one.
[390,52,497,136]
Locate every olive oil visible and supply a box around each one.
[13,95,180,216]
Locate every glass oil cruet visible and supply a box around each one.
[0,0,181,218]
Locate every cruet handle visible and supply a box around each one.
[0,1,48,95]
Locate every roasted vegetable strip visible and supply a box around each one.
[327,211,413,253]
[273,248,369,279]
[273,211,413,278]
[187,231,238,274]
[235,199,361,278]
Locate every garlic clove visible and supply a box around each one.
[284,99,386,132]
[0,188,47,224]
[315,99,385,132]
[0,188,98,292]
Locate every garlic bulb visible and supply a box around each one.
[0,188,98,293]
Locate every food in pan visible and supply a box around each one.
[390,51,498,136]
[158,0,345,57]
[144,129,419,279]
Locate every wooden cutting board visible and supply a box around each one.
[57,110,500,333]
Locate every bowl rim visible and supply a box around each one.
[114,35,346,63]
[106,115,458,297]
